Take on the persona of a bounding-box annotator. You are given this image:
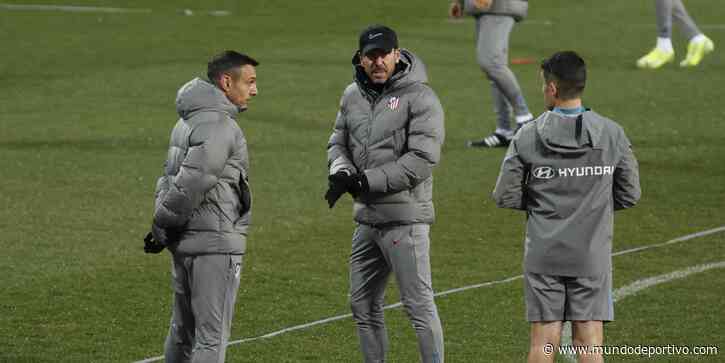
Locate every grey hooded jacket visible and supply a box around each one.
[459,0,528,21]
[327,49,445,226]
[493,110,640,277]
[153,78,251,255]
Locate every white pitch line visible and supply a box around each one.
[134,355,164,363]
[612,261,725,301]
[560,260,725,362]
[0,3,230,16]
[0,3,151,13]
[133,225,725,363]
[612,226,725,257]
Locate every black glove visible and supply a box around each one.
[144,232,166,254]
[325,171,350,208]
[144,222,181,254]
[324,172,370,208]
[239,178,252,215]
[347,173,369,198]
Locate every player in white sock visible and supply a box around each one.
[637,0,714,69]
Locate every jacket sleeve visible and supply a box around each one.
[613,132,641,210]
[364,87,445,193]
[154,121,233,229]
[153,162,170,214]
[492,137,527,210]
[327,94,357,175]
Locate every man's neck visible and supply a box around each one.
[553,98,582,109]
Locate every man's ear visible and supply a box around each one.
[394,49,401,63]
[547,81,558,98]
[219,74,231,91]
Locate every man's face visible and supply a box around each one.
[220,64,258,109]
[541,71,556,108]
[360,48,400,84]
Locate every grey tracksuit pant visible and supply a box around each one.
[164,253,243,363]
[475,14,530,132]
[656,0,701,40]
[350,224,444,363]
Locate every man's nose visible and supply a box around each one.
[250,84,258,96]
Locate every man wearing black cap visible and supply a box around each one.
[325,25,445,363]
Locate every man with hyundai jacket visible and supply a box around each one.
[144,50,258,363]
[493,51,640,363]
[325,25,446,363]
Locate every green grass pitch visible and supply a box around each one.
[1,0,724,362]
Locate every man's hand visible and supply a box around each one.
[346,173,369,199]
[144,222,181,254]
[449,1,463,18]
[144,232,166,254]
[472,0,493,11]
[325,171,370,208]
[325,171,350,208]
[239,178,251,215]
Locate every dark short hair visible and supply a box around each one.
[541,51,586,100]
[207,50,259,85]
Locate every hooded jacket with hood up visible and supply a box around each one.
[327,49,445,227]
[493,110,640,277]
[153,78,251,255]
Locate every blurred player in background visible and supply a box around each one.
[493,51,641,363]
[449,0,533,148]
[637,0,714,69]
[325,25,445,363]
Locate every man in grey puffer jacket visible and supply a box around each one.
[326,25,445,363]
[450,0,534,148]
[144,50,258,363]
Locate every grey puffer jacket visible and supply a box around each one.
[327,49,445,226]
[460,0,528,21]
[153,78,251,255]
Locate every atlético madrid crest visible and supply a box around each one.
[387,97,400,111]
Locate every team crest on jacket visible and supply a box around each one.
[387,97,400,111]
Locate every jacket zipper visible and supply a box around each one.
[361,92,381,214]
[363,102,374,169]
[362,89,382,169]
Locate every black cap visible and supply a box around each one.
[358,25,398,56]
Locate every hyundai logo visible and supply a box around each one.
[533,166,555,179]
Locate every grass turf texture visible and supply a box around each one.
[1,0,724,361]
